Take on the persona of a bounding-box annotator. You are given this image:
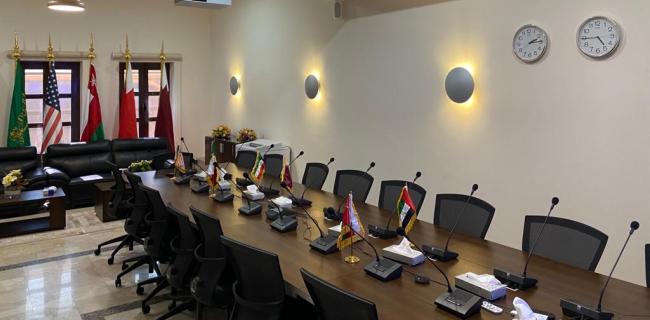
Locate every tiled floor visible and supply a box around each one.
[0,208,196,320]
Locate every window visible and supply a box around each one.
[119,62,171,138]
[23,61,81,152]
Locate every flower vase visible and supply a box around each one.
[4,187,21,199]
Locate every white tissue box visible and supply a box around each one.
[243,190,264,201]
[381,245,425,266]
[328,224,341,236]
[455,272,507,301]
[218,181,231,190]
[271,196,293,209]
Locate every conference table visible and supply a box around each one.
[136,168,650,319]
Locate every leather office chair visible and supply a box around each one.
[190,206,234,318]
[235,150,258,170]
[378,180,426,214]
[646,244,649,288]
[221,235,286,320]
[523,216,608,271]
[301,163,329,191]
[142,205,200,318]
[433,194,495,239]
[263,154,284,178]
[94,161,134,264]
[333,170,374,203]
[300,268,378,320]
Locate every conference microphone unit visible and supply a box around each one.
[423,184,478,262]
[560,221,640,320]
[324,161,375,221]
[493,197,559,290]
[397,227,482,319]
[212,173,235,203]
[369,171,422,239]
[270,197,297,233]
[236,172,262,216]
[258,145,281,197]
[280,182,339,254]
[237,143,274,188]
[295,156,335,207]
[343,226,402,282]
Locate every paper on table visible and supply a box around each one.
[512,297,548,320]
[79,174,103,181]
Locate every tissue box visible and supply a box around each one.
[243,190,264,201]
[218,181,231,190]
[271,196,293,209]
[381,245,425,266]
[455,273,507,301]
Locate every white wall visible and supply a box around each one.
[211,0,650,286]
[0,0,214,152]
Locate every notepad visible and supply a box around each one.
[79,174,103,181]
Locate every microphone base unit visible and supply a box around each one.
[363,258,403,282]
[212,191,234,203]
[172,175,192,185]
[239,202,262,216]
[190,179,210,193]
[367,224,397,239]
[422,245,459,262]
[492,268,537,290]
[434,288,482,319]
[266,207,283,221]
[292,197,312,207]
[259,186,280,197]
[560,299,613,320]
[309,234,339,254]
[270,216,298,233]
[235,177,253,188]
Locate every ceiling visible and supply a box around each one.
[342,0,455,19]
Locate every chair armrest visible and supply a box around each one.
[170,236,195,254]
[194,245,226,263]
[43,167,70,182]
[232,282,284,313]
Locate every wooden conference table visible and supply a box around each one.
[136,168,650,319]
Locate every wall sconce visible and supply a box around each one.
[229,76,240,95]
[305,74,320,99]
[445,67,474,103]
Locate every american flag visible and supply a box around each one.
[41,61,63,153]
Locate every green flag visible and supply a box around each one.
[6,60,30,147]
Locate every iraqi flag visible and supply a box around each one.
[397,185,418,234]
[80,63,105,142]
[118,61,137,138]
[206,154,219,188]
[154,62,174,151]
[337,193,365,250]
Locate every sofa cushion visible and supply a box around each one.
[0,146,39,173]
[111,138,169,168]
[43,141,112,178]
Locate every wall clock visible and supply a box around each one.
[577,16,621,58]
[513,24,549,63]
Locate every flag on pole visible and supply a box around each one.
[118,60,137,138]
[154,62,174,151]
[206,154,220,189]
[6,60,30,148]
[174,146,187,174]
[280,160,292,190]
[251,152,266,180]
[397,185,418,234]
[80,63,105,142]
[337,193,365,250]
[41,61,63,153]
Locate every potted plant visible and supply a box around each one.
[2,169,28,199]
[236,128,257,143]
[212,124,232,140]
[128,160,153,172]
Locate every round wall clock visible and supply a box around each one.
[513,24,549,63]
[577,16,621,58]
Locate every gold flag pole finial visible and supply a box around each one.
[160,41,166,62]
[47,33,54,61]
[88,33,96,61]
[124,34,131,61]
[11,33,21,60]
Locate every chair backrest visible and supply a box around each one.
[378,180,427,215]
[301,268,378,320]
[523,216,608,271]
[333,170,374,203]
[167,205,200,289]
[302,162,329,191]
[235,150,258,170]
[646,244,649,288]
[141,185,175,259]
[105,161,129,219]
[190,206,225,258]
[123,172,150,235]
[106,161,126,191]
[433,194,495,239]
[263,154,284,178]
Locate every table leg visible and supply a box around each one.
[48,197,66,230]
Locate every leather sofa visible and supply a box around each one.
[0,146,48,191]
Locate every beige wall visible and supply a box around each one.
[211,0,649,286]
[0,0,214,152]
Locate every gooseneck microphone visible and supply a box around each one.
[493,197,559,290]
[235,172,262,215]
[259,145,280,196]
[326,157,335,166]
[346,224,403,282]
[413,171,422,183]
[369,171,422,239]
[325,161,375,220]
[561,221,640,320]
[422,184,478,262]
[281,182,323,237]
[397,227,482,318]
[297,157,335,207]
[288,150,304,167]
[211,172,235,203]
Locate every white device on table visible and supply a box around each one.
[481,301,503,315]
[381,238,425,266]
[243,185,265,200]
[455,272,507,300]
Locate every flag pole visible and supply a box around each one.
[47,34,54,62]
[12,33,21,62]
[88,33,96,62]
[344,192,360,264]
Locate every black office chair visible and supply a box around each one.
[235,150,258,170]
[152,152,174,170]
[264,154,284,178]
[190,206,234,318]
[301,163,329,191]
[300,268,378,320]
[378,180,426,214]
[95,161,134,263]
[433,194,495,239]
[523,216,608,271]
[646,244,649,288]
[333,170,374,203]
[221,235,286,320]
[118,172,155,272]
[143,205,200,318]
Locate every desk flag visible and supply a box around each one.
[80,63,105,142]
[280,160,292,190]
[397,185,417,234]
[174,146,187,174]
[337,193,365,250]
[251,152,265,180]
[206,154,219,189]
[6,60,30,147]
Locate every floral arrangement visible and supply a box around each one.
[2,169,27,190]
[128,160,153,172]
[236,128,257,143]
[212,124,232,139]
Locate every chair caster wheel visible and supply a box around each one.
[142,304,150,314]
[107,257,114,265]
[115,279,122,288]
[168,301,176,311]
[136,286,144,295]
[94,248,100,256]
[122,263,129,271]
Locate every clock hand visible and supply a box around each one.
[596,35,605,45]
[580,36,598,40]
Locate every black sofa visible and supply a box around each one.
[0,146,48,191]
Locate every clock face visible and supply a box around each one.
[513,25,549,63]
[577,16,621,58]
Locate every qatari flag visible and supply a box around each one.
[154,63,174,151]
